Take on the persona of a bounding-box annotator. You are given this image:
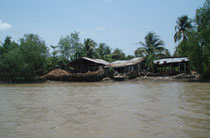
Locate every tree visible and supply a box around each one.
[186,31,203,74]
[135,47,147,57]
[96,43,112,60]
[50,45,58,58]
[173,0,210,78]
[58,31,83,61]
[0,37,21,82]
[187,0,210,78]
[83,38,97,58]
[135,32,168,71]
[0,36,18,55]
[174,15,193,56]
[19,34,49,80]
[156,47,171,58]
[112,48,126,61]
[42,45,59,73]
[138,32,165,56]
[174,15,193,42]
[126,55,135,60]
[0,37,21,81]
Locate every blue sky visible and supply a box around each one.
[0,0,205,55]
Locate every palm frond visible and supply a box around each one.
[139,41,147,48]
[134,47,147,57]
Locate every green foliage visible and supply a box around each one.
[96,43,111,58]
[0,36,18,55]
[157,48,171,58]
[134,47,147,57]
[174,15,193,43]
[174,0,210,78]
[174,41,183,57]
[0,47,22,81]
[111,48,126,61]
[0,34,49,82]
[20,34,49,74]
[174,15,193,56]
[57,33,114,62]
[195,1,210,40]
[50,45,58,58]
[186,31,203,73]
[44,56,59,73]
[191,0,210,78]
[145,54,155,71]
[95,43,113,62]
[137,32,165,57]
[126,55,135,60]
[135,31,169,71]
[83,38,97,58]
[103,54,113,62]
[58,31,83,61]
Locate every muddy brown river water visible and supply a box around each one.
[0,80,209,138]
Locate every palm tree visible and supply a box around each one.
[84,38,97,58]
[135,32,166,57]
[174,15,192,43]
[135,32,169,70]
[112,48,126,61]
[96,43,111,59]
[174,15,193,56]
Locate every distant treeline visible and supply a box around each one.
[0,0,209,82]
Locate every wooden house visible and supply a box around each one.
[153,57,189,74]
[109,57,144,80]
[65,57,110,81]
[67,57,110,73]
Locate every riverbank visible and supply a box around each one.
[135,73,203,82]
[136,76,201,82]
[0,72,209,84]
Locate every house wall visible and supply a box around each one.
[112,63,142,79]
[68,59,106,73]
[154,62,189,74]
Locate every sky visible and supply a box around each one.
[0,0,206,55]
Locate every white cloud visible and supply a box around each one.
[96,26,104,31]
[0,20,12,30]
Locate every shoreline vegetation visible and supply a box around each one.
[0,1,209,83]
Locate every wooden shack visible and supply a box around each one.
[64,57,110,81]
[109,57,144,80]
[67,57,110,73]
[153,57,189,75]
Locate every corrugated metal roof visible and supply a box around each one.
[153,57,189,65]
[109,57,144,68]
[111,60,128,64]
[81,57,110,65]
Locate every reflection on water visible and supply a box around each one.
[0,81,209,138]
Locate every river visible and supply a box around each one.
[0,80,209,138]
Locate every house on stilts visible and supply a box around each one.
[153,57,189,75]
